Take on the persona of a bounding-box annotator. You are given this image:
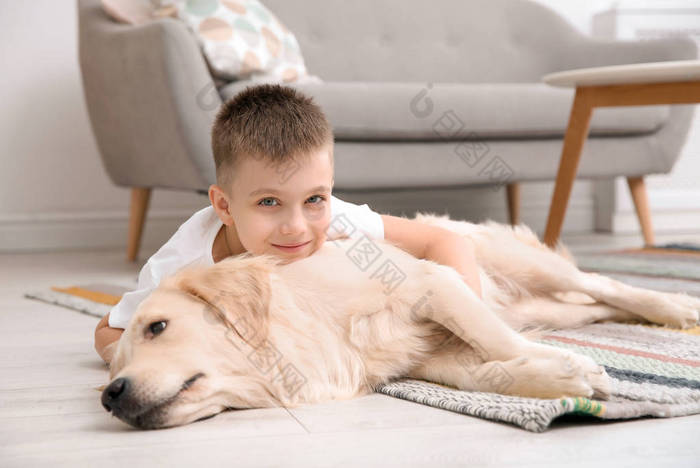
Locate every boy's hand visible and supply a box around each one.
[100,341,119,366]
[381,215,482,299]
[94,312,124,365]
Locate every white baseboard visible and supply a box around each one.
[2,182,598,253]
[595,179,700,235]
[0,209,198,253]
[610,210,700,234]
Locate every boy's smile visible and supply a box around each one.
[209,145,334,264]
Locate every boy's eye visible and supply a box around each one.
[257,196,326,207]
[258,197,278,207]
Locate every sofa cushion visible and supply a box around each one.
[169,0,316,83]
[219,81,670,140]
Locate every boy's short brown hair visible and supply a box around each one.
[211,84,334,191]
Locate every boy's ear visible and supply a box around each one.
[165,256,274,348]
[209,184,234,225]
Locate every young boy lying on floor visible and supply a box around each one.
[94,84,482,364]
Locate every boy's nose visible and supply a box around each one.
[280,213,306,235]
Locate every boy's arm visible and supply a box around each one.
[380,214,482,299]
[91,207,215,364]
[94,312,123,365]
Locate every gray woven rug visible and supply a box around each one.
[375,322,700,432]
[24,283,133,319]
[376,246,700,432]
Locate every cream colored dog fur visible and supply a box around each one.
[102,214,700,429]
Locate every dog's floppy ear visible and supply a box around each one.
[164,254,276,348]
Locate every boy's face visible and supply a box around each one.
[213,145,334,263]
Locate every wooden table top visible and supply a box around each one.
[543,60,700,88]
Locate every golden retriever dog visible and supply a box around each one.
[102,214,700,429]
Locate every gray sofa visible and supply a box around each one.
[77,0,697,261]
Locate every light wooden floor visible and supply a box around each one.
[2,231,700,467]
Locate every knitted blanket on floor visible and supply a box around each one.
[375,322,700,432]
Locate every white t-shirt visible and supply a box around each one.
[108,195,384,329]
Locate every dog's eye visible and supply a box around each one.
[148,321,167,336]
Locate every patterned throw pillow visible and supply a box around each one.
[167,0,319,83]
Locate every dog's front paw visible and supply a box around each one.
[554,351,611,400]
[655,292,700,329]
[520,344,611,399]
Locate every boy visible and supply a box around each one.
[94,84,482,364]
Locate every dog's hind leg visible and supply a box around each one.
[579,273,700,328]
[472,232,699,329]
[413,262,610,372]
[407,344,610,399]
[499,297,637,332]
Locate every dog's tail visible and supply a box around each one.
[517,325,557,343]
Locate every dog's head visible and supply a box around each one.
[103,253,285,429]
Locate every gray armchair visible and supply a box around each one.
[78,0,696,261]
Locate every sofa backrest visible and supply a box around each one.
[265,0,586,83]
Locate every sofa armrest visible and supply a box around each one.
[556,35,698,73]
[78,0,220,190]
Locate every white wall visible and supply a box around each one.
[0,0,696,256]
[533,0,616,35]
[0,0,208,254]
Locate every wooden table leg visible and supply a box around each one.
[626,176,656,246]
[544,88,594,248]
[506,182,520,226]
[127,187,151,262]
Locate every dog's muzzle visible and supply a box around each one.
[101,373,205,429]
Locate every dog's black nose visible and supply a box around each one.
[101,377,130,412]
